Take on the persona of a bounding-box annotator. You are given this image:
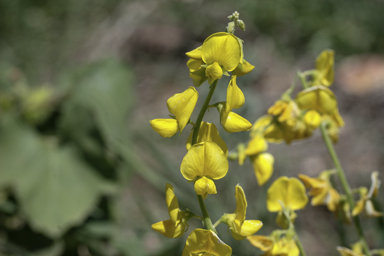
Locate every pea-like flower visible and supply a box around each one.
[180,141,229,198]
[295,85,337,115]
[221,185,263,240]
[186,121,228,156]
[182,229,232,256]
[352,171,382,217]
[299,171,340,212]
[245,134,274,186]
[150,87,198,137]
[337,242,365,256]
[152,184,189,238]
[267,177,308,212]
[247,234,299,256]
[313,49,334,87]
[185,33,254,86]
[218,76,252,133]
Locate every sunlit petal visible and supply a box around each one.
[180,141,229,180]
[226,75,245,113]
[202,32,242,72]
[183,229,232,256]
[295,85,337,115]
[186,122,228,156]
[267,177,308,212]
[167,87,198,131]
[150,119,179,138]
[250,153,274,186]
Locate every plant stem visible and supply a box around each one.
[295,232,307,256]
[320,122,372,256]
[191,79,219,233]
[284,209,307,256]
[192,80,218,145]
[297,71,308,89]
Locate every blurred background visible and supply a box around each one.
[0,0,384,255]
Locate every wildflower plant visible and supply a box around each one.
[150,12,263,255]
[150,11,383,256]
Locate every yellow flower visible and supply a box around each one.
[152,184,189,238]
[299,171,340,212]
[250,153,274,186]
[182,229,232,256]
[245,134,268,156]
[303,110,322,130]
[295,85,337,115]
[202,32,243,73]
[186,121,228,156]
[232,59,255,77]
[251,115,284,143]
[186,54,207,87]
[322,108,345,143]
[218,77,252,133]
[219,103,252,133]
[314,49,334,87]
[205,62,223,84]
[266,99,316,144]
[150,87,198,137]
[221,185,263,240]
[225,76,245,114]
[267,177,308,212]
[185,34,253,86]
[352,172,382,217]
[247,235,299,256]
[337,242,365,256]
[180,141,229,198]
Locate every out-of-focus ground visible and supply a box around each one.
[0,0,384,255]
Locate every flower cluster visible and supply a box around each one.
[149,12,383,256]
[150,12,262,255]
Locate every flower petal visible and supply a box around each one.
[194,176,217,198]
[316,49,334,86]
[180,141,229,180]
[232,59,255,76]
[167,87,198,131]
[245,134,268,156]
[187,58,204,73]
[151,219,185,238]
[226,75,245,113]
[246,235,274,251]
[267,177,308,212]
[221,110,252,133]
[237,220,263,237]
[304,110,321,130]
[206,62,223,84]
[202,32,242,71]
[295,85,337,115]
[186,46,202,59]
[250,153,274,186]
[165,183,179,223]
[183,229,232,256]
[150,119,179,138]
[234,185,247,225]
[186,122,228,156]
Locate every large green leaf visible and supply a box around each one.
[0,116,116,237]
[59,59,134,153]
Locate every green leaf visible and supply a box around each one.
[59,59,134,153]
[0,116,116,237]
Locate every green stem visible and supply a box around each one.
[295,233,307,256]
[283,209,307,256]
[297,71,308,89]
[192,80,218,145]
[213,219,222,228]
[191,79,219,233]
[320,122,372,256]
